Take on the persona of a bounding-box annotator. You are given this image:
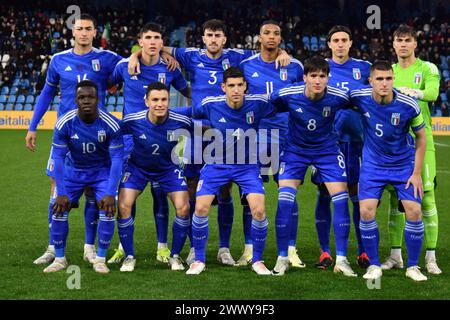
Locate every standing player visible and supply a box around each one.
[349,61,427,282]
[117,82,191,272]
[382,26,441,274]
[154,19,291,265]
[239,20,305,268]
[106,22,190,265]
[269,57,356,277]
[25,14,123,265]
[312,26,371,270]
[186,67,275,275]
[44,81,123,274]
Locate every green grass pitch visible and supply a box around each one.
[0,130,448,300]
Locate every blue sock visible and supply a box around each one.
[151,184,169,244]
[359,219,380,266]
[171,215,190,256]
[97,213,115,258]
[188,199,195,248]
[51,212,69,258]
[276,187,296,257]
[404,220,424,267]
[288,199,299,247]
[217,195,234,248]
[243,205,252,245]
[117,216,135,257]
[351,195,364,255]
[84,195,98,245]
[315,189,331,254]
[251,218,268,263]
[332,191,351,257]
[48,197,56,246]
[192,213,208,263]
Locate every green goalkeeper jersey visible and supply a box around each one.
[393,58,440,151]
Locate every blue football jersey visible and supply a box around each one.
[46,48,123,116]
[193,94,275,164]
[122,109,192,171]
[327,58,371,143]
[52,109,124,170]
[172,47,255,106]
[110,57,188,116]
[240,53,304,142]
[270,85,349,155]
[349,87,425,168]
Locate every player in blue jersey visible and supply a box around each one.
[107,23,190,265]
[43,81,123,274]
[152,19,292,266]
[349,61,427,282]
[239,20,305,268]
[25,14,123,266]
[311,26,372,270]
[269,57,356,277]
[117,82,191,272]
[186,67,275,275]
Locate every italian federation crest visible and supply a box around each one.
[414,72,422,85]
[98,130,106,142]
[167,130,175,142]
[246,111,254,124]
[391,113,401,125]
[322,106,331,117]
[222,58,231,70]
[280,68,288,81]
[92,59,101,72]
[158,73,166,84]
[352,68,361,80]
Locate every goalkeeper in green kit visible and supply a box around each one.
[382,25,441,274]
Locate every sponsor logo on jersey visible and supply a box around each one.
[391,113,401,125]
[65,66,72,71]
[130,75,138,80]
[167,130,175,142]
[352,68,361,80]
[139,134,147,139]
[197,63,204,68]
[158,73,166,84]
[246,111,254,124]
[71,133,79,139]
[122,172,131,183]
[219,117,227,123]
[98,130,106,142]
[295,107,303,113]
[322,106,331,117]
[280,68,288,81]
[222,58,231,70]
[92,59,101,72]
[252,72,259,77]
[414,72,422,84]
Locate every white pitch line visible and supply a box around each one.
[437,170,450,174]
[435,142,449,147]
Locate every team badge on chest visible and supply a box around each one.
[414,72,422,85]
[322,106,331,117]
[352,68,361,80]
[280,68,288,81]
[98,130,106,142]
[92,59,101,72]
[391,113,401,125]
[246,111,255,124]
[167,130,175,142]
[158,73,166,84]
[222,58,231,70]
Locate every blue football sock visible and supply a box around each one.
[188,199,195,248]
[351,195,364,255]
[217,195,234,248]
[151,184,169,244]
[97,213,115,258]
[171,215,190,256]
[332,191,351,257]
[315,189,331,254]
[242,205,253,245]
[84,195,98,245]
[288,199,299,247]
[48,197,56,246]
[192,213,208,263]
[251,218,268,263]
[51,212,69,258]
[404,220,424,267]
[117,216,135,257]
[276,186,296,257]
[359,219,380,266]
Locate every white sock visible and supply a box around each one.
[336,255,347,263]
[84,243,95,250]
[48,245,55,252]
[244,244,253,251]
[425,250,436,261]
[288,245,296,251]
[158,242,168,250]
[390,248,402,257]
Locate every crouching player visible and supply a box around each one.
[349,61,427,281]
[44,80,123,274]
[117,82,191,272]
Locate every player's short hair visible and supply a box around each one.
[393,25,417,40]
[370,60,393,74]
[327,25,352,42]
[260,20,281,32]
[145,82,169,97]
[76,80,98,95]
[222,67,246,83]
[202,19,226,35]
[303,56,330,75]
[75,13,97,28]
[139,22,163,38]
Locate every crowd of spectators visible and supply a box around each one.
[0,1,449,115]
